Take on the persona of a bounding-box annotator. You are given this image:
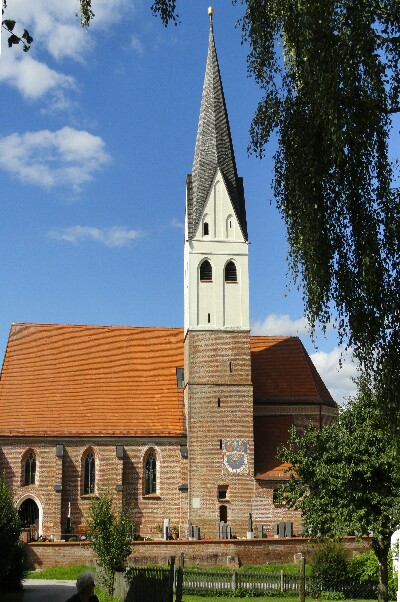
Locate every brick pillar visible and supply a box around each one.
[185,330,254,539]
[54,443,64,539]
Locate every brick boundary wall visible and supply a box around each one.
[26,537,371,570]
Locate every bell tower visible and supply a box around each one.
[184,8,254,538]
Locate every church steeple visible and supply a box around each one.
[187,18,248,241]
[184,11,250,334]
[183,11,254,539]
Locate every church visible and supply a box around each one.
[0,11,336,542]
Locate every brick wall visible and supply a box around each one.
[26,537,371,569]
[0,437,186,540]
[185,331,255,538]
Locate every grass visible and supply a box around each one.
[182,598,375,602]
[26,564,94,580]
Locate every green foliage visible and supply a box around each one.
[237,0,400,412]
[0,478,23,592]
[278,382,400,602]
[309,541,349,583]
[27,565,94,580]
[89,494,133,595]
[319,591,345,601]
[348,551,398,600]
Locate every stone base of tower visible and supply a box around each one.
[184,330,254,539]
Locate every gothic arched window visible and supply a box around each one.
[83,451,95,494]
[200,260,212,282]
[225,261,237,282]
[24,452,36,486]
[144,451,157,495]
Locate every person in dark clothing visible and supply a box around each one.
[65,571,99,602]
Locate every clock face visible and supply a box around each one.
[222,439,249,474]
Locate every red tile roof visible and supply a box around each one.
[0,324,334,437]
[250,336,334,405]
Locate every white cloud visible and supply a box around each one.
[48,225,142,247]
[0,127,110,192]
[130,35,144,54]
[0,53,76,101]
[310,347,358,405]
[3,0,131,61]
[251,313,311,336]
[251,313,358,404]
[170,218,184,229]
[0,0,132,103]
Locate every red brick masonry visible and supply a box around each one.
[26,537,371,570]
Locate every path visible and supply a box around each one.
[23,579,76,601]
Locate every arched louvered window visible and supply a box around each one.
[24,453,36,486]
[225,261,237,282]
[83,451,95,494]
[200,260,212,282]
[144,451,157,495]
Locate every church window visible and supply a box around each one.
[218,486,228,500]
[219,504,228,523]
[144,451,157,495]
[200,260,212,282]
[24,452,36,486]
[225,261,237,282]
[203,222,209,236]
[83,451,95,494]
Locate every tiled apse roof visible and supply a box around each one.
[0,324,334,437]
[188,22,248,241]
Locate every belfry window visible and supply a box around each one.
[24,452,36,486]
[145,451,157,495]
[225,261,237,282]
[83,451,95,494]
[200,260,212,282]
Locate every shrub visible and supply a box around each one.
[89,494,133,595]
[0,544,28,592]
[0,478,23,592]
[348,549,398,600]
[309,540,349,583]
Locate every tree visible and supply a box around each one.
[152,1,400,429]
[278,381,400,602]
[89,494,133,595]
[0,477,23,591]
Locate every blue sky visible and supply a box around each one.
[0,1,357,402]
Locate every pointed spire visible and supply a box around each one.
[187,13,248,241]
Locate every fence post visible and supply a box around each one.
[168,556,175,602]
[232,569,238,593]
[299,555,305,602]
[280,570,284,593]
[175,554,184,602]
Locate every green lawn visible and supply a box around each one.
[26,564,95,580]
[182,598,375,602]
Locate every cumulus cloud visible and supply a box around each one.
[251,313,311,336]
[0,0,131,103]
[251,313,358,404]
[48,225,142,247]
[310,347,358,405]
[3,0,131,61]
[0,127,110,192]
[0,53,76,101]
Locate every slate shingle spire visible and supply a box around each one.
[187,17,248,241]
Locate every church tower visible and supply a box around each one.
[184,9,255,538]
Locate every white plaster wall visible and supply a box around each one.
[184,170,249,333]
